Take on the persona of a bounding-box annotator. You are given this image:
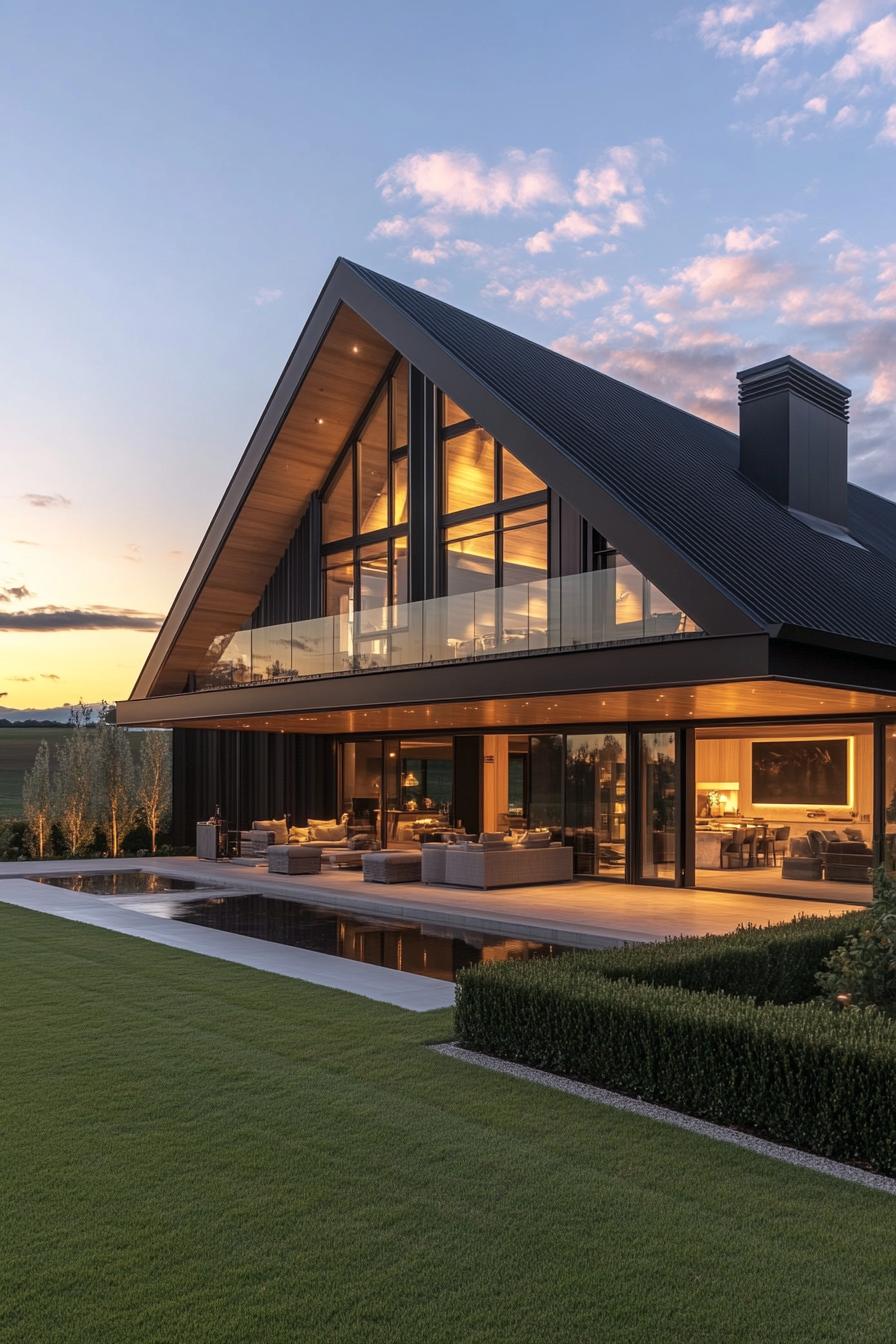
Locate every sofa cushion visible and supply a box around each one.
[311,822,347,842]
[288,825,311,843]
[519,829,552,848]
[254,817,288,844]
[478,832,510,848]
[308,817,337,830]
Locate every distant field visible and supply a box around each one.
[0,727,73,819]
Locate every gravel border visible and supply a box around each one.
[431,1042,896,1196]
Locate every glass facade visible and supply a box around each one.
[341,739,383,837]
[384,738,454,847]
[322,359,409,621]
[322,453,353,544]
[440,395,549,608]
[565,733,627,878]
[529,734,564,837]
[638,731,679,882]
[357,394,389,535]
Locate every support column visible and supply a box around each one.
[409,367,438,602]
[481,735,509,832]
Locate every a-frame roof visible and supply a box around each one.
[349,261,896,650]
[131,257,896,701]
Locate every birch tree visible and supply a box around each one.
[54,728,97,856]
[136,731,172,853]
[22,740,53,858]
[95,722,138,858]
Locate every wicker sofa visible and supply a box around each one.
[440,841,573,889]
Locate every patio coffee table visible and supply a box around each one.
[326,852,365,870]
[362,851,423,883]
[267,845,322,875]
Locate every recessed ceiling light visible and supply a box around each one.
[316,416,325,425]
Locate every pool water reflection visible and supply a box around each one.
[152,892,564,982]
[32,871,214,896]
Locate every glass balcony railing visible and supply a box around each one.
[193,567,701,691]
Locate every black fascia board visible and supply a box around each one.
[119,633,771,728]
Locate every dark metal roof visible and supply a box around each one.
[346,259,896,651]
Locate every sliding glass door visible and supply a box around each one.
[565,733,628,878]
[528,734,564,838]
[637,730,680,884]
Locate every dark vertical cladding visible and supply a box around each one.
[408,366,438,602]
[737,356,851,528]
[250,499,322,628]
[171,727,336,845]
[452,735,482,835]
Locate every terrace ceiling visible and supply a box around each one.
[131,679,896,735]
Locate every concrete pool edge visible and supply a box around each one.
[0,879,455,1012]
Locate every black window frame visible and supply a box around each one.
[320,356,410,616]
[438,393,550,598]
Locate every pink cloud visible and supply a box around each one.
[487,274,609,316]
[741,0,871,60]
[675,251,791,311]
[832,14,896,82]
[879,102,896,141]
[377,149,565,216]
[723,224,779,252]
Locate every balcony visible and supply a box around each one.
[193,567,701,691]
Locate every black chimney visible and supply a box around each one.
[737,355,851,529]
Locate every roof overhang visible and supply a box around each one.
[118,673,896,737]
[119,622,896,733]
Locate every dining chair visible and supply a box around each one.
[722,826,748,869]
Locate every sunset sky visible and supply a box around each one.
[3,0,895,711]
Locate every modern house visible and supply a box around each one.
[118,258,896,898]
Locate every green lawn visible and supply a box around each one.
[2,907,895,1344]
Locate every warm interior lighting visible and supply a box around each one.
[316,416,325,425]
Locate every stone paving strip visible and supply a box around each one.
[431,1043,896,1196]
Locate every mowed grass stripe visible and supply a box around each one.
[1,904,895,1344]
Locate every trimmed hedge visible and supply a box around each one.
[555,911,869,1004]
[455,959,896,1173]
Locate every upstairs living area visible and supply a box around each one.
[118,259,896,909]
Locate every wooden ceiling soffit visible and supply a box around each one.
[138,301,394,697]
[121,679,896,733]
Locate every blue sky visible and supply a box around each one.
[2,0,895,707]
